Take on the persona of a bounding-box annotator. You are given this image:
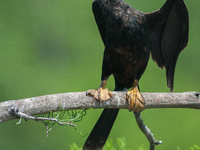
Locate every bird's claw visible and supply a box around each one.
[126,87,145,112]
[87,87,113,101]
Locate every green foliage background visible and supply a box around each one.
[0,0,199,149]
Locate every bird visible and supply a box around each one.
[83,0,189,149]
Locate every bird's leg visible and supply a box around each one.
[126,79,145,112]
[86,80,113,101]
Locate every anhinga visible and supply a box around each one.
[83,0,189,149]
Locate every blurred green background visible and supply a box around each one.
[0,0,199,149]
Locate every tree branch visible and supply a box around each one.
[134,112,162,150]
[0,91,199,150]
[0,91,199,123]
[8,106,76,126]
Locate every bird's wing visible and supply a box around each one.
[92,0,106,45]
[146,0,189,92]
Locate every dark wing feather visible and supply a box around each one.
[92,0,106,45]
[146,0,189,91]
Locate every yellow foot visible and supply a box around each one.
[86,87,113,101]
[126,86,145,112]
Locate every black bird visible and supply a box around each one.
[84,0,189,149]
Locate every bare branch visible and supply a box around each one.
[8,106,76,126]
[0,91,199,123]
[0,91,199,150]
[134,112,162,150]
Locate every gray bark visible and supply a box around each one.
[0,91,199,123]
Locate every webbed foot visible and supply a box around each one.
[87,87,113,101]
[126,79,145,112]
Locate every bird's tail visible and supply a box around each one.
[83,108,119,150]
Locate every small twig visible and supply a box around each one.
[46,125,49,137]
[8,106,76,126]
[134,112,162,150]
